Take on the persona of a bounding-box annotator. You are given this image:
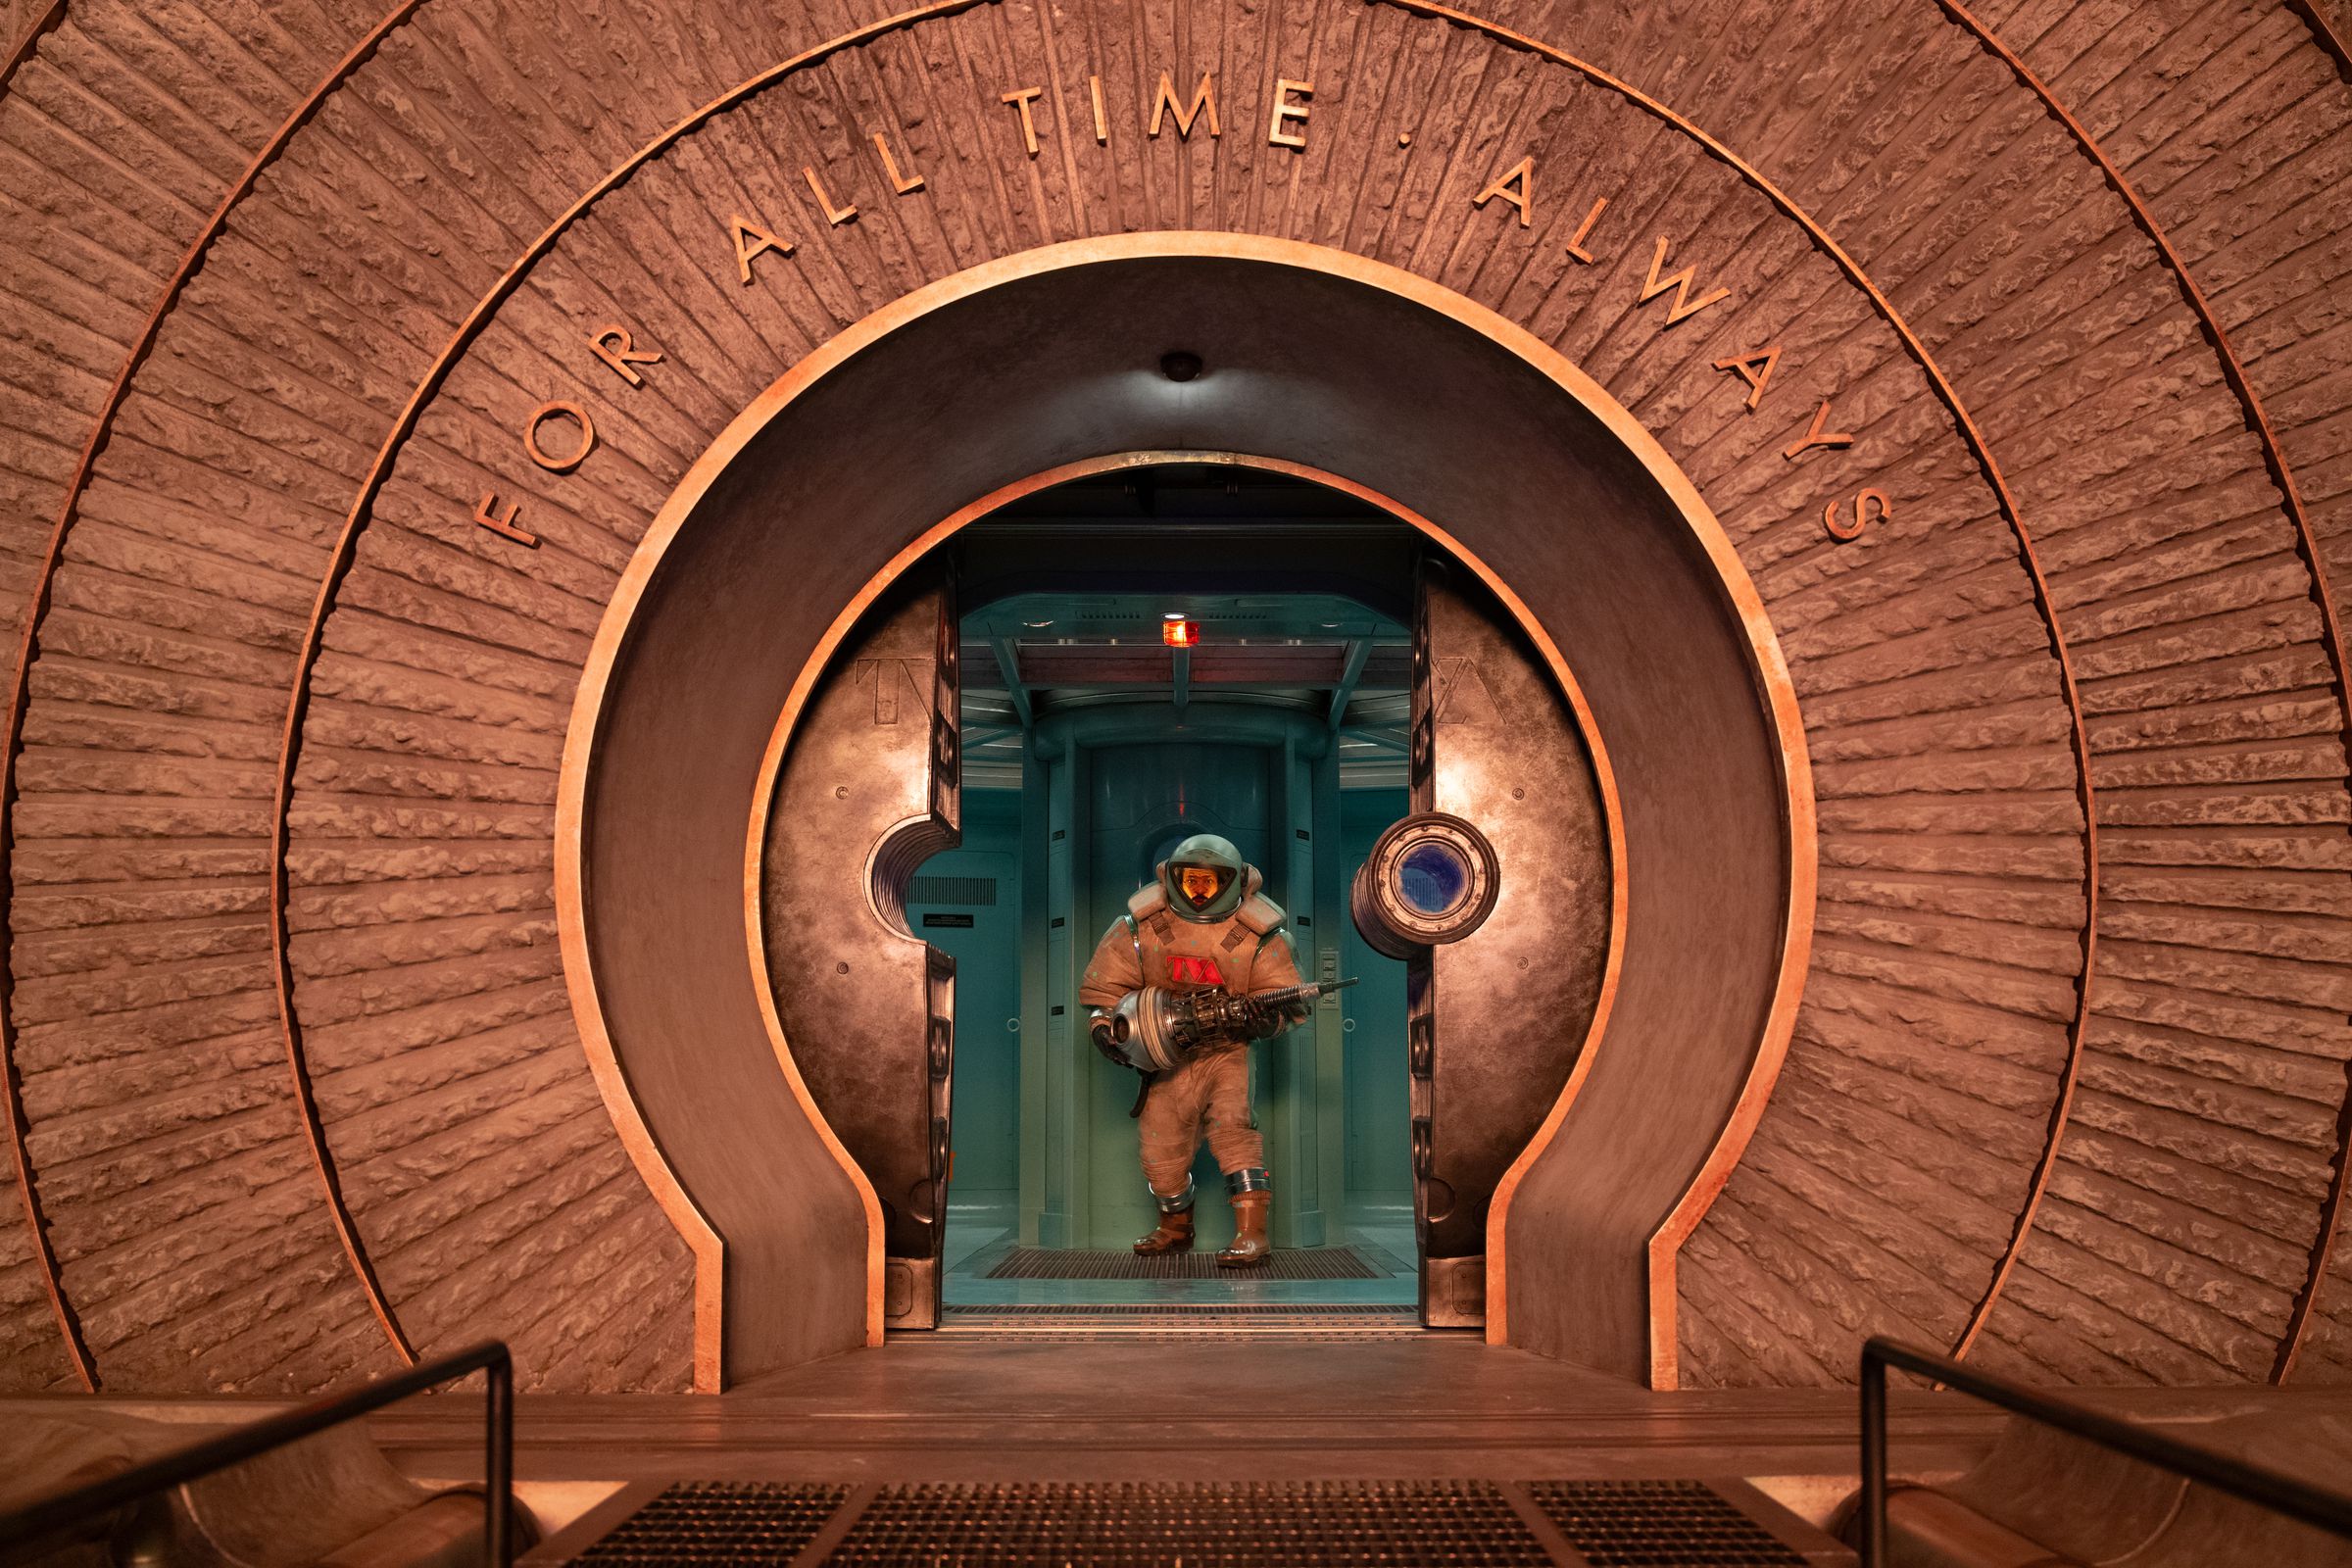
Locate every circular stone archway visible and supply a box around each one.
[250,0,2114,1396]
[559,236,1812,1388]
[8,0,2348,1397]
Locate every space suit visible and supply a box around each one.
[1077,833,1309,1267]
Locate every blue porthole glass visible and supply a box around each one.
[1396,840,1470,915]
[1350,813,1497,957]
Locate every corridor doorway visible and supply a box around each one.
[913,464,1422,1327]
[579,237,1782,1382]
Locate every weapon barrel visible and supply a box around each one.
[1252,977,1359,1009]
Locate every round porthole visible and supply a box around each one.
[1349,812,1500,959]
[1397,839,1473,917]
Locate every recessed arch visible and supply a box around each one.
[4,0,2341,1396]
[557,232,1814,1387]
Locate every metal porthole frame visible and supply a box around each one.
[1349,812,1502,959]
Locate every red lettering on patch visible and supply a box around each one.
[1168,955,1226,986]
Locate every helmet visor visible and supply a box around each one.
[1175,864,1234,909]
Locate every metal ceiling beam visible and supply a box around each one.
[1343,724,1412,753]
[1328,638,1371,729]
[990,637,1035,729]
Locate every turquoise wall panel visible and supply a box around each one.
[1342,789,1413,1217]
[905,791,1023,1228]
[928,717,1412,1262]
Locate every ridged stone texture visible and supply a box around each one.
[0,0,2345,1393]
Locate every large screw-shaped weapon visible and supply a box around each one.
[1103,977,1359,1072]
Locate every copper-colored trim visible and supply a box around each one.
[750,442,1624,1352]
[1370,0,2096,1388]
[0,0,433,1390]
[1220,459,1628,1352]
[574,232,1792,1376]
[2286,0,2352,83]
[297,0,1975,1383]
[1934,0,2352,1385]
[247,0,1747,1380]
[271,0,997,1395]
[553,713,731,1391]
[2302,1082,2352,1375]
[265,0,2049,1384]
[0,0,64,97]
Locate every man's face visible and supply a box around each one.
[1177,865,1229,908]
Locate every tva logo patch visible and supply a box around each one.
[1168,956,1226,986]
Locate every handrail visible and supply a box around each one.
[0,1340,512,1564]
[1859,1337,2352,1564]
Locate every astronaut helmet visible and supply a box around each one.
[1158,833,1250,922]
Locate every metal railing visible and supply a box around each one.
[1860,1336,2352,1565]
[0,1340,513,1565]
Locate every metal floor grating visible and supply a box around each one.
[829,1481,1550,1566]
[984,1245,1383,1281]
[571,1481,851,1564]
[1527,1480,1810,1566]
[537,1479,1845,1566]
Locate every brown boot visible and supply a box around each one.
[1136,1176,1196,1253]
[1217,1192,1272,1268]
[1134,1207,1194,1254]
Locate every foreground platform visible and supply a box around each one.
[377,1336,1990,1490]
[11,1335,2351,1553]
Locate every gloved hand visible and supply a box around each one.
[1091,1018,1128,1065]
[1237,994,1287,1040]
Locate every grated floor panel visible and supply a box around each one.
[537,1479,1846,1566]
[1527,1480,1810,1566]
[828,1481,1550,1567]
[571,1482,850,1565]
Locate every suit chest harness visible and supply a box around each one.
[1123,885,1287,994]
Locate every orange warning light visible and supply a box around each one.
[1162,618,1200,648]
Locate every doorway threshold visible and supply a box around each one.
[985,1244,1386,1281]
[942,1227,1423,1312]
[930,1302,1430,1338]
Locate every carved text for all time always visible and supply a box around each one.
[472,67,1893,555]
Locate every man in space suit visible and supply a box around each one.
[1077,833,1310,1267]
